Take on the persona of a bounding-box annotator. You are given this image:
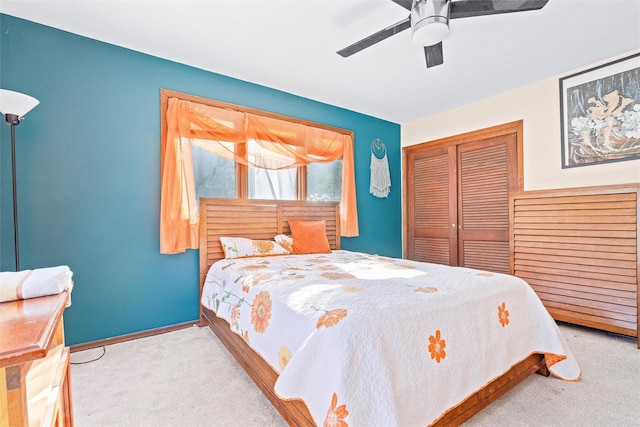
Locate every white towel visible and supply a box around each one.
[0,266,73,303]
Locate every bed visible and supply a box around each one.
[198,198,580,426]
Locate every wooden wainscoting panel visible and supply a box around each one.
[510,184,639,345]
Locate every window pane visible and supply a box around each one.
[249,165,297,200]
[192,144,236,199]
[307,160,342,201]
[247,140,298,200]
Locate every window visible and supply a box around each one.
[192,144,236,199]
[192,136,344,202]
[159,89,358,254]
[246,138,299,200]
[307,160,342,201]
[249,166,297,200]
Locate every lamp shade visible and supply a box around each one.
[0,89,40,118]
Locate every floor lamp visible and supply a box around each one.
[0,89,40,271]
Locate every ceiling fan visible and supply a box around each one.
[337,0,549,68]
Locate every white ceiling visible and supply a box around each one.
[1,0,639,124]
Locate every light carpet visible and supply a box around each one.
[70,323,639,426]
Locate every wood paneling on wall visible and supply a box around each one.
[510,184,639,346]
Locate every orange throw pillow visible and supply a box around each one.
[288,220,331,254]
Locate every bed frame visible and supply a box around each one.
[198,198,548,426]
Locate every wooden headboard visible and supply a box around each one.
[198,198,340,319]
[509,183,639,346]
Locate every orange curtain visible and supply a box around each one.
[160,98,358,254]
[160,99,246,254]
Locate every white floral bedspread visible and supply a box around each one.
[201,250,580,426]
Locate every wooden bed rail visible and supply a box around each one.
[509,183,639,347]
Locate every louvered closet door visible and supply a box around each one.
[457,135,517,274]
[406,146,457,264]
[404,121,523,269]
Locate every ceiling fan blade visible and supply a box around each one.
[337,17,411,57]
[450,0,549,19]
[424,42,444,68]
[390,0,413,11]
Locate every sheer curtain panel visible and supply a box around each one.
[160,97,358,254]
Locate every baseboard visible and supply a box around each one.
[70,320,198,353]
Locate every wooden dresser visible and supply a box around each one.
[510,184,639,347]
[0,291,73,426]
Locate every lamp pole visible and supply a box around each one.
[0,89,40,271]
[7,115,21,271]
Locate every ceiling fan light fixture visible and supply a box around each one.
[411,0,450,46]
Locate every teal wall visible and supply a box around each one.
[0,15,401,345]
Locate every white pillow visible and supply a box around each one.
[219,237,290,259]
[274,234,294,253]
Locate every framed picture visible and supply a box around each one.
[560,52,640,168]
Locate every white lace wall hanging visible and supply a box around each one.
[369,138,391,198]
